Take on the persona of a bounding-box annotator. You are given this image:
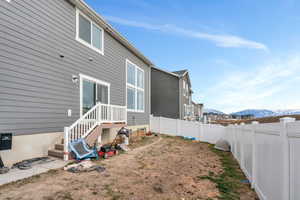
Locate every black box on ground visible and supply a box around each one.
[0,133,12,151]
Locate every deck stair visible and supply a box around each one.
[48,103,127,160]
[48,139,64,159]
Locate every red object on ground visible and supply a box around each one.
[98,150,118,159]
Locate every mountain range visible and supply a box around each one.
[203,109,225,115]
[204,109,300,118]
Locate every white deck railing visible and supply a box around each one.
[63,103,126,160]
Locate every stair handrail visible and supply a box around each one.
[68,103,101,131]
[63,103,127,160]
[64,103,101,160]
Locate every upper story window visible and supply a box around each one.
[126,59,145,112]
[186,84,189,96]
[183,80,190,97]
[76,9,104,55]
[183,80,186,96]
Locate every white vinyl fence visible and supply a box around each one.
[150,116,300,200]
[225,117,300,200]
[150,116,225,144]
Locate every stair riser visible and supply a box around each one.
[55,144,64,151]
[48,150,64,159]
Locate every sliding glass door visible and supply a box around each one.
[81,75,110,115]
[97,84,108,104]
[82,80,96,115]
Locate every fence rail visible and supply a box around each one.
[150,116,225,144]
[225,117,300,200]
[150,116,300,200]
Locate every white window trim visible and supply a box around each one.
[79,74,110,117]
[126,59,145,113]
[76,8,104,55]
[186,84,189,98]
[183,80,186,97]
[184,104,194,117]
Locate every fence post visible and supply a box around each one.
[233,124,238,159]
[159,116,162,134]
[64,127,69,161]
[240,123,245,169]
[280,117,295,200]
[251,121,259,189]
[228,125,233,154]
[176,119,181,136]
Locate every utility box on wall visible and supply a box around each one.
[0,133,12,151]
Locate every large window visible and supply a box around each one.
[126,60,145,112]
[76,9,104,55]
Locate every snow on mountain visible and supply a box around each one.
[231,109,275,118]
[274,109,300,116]
[231,109,300,118]
[203,109,225,115]
[203,108,300,118]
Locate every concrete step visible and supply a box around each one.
[48,149,64,159]
[55,144,64,151]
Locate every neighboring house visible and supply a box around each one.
[192,102,204,121]
[151,67,194,120]
[0,0,152,165]
[204,113,231,123]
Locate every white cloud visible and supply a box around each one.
[105,16,268,51]
[203,54,300,113]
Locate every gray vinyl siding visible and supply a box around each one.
[151,68,179,119]
[0,0,150,136]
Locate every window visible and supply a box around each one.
[127,87,135,110]
[126,60,145,112]
[137,90,144,110]
[183,80,186,96]
[127,62,136,85]
[137,69,144,88]
[76,9,104,55]
[79,14,91,44]
[97,84,109,104]
[184,104,193,117]
[186,84,189,96]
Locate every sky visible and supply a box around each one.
[85,0,300,113]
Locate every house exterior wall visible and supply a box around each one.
[179,74,193,119]
[0,132,63,167]
[0,0,150,136]
[151,68,180,119]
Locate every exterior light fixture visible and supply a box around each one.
[72,75,78,83]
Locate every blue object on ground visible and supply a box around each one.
[69,139,98,160]
[241,179,250,184]
[183,136,196,140]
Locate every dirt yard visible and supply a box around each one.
[0,135,257,200]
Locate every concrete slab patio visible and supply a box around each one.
[0,158,66,186]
